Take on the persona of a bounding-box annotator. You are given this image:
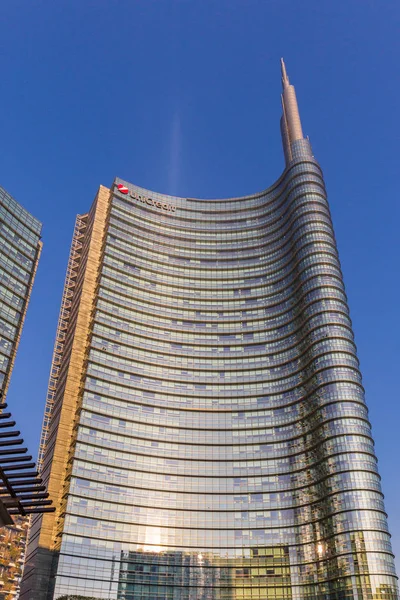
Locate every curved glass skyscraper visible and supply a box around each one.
[21,61,398,600]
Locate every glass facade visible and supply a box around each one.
[0,185,42,600]
[21,65,398,600]
[0,186,42,397]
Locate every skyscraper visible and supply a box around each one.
[21,62,398,600]
[0,185,43,598]
[0,186,42,400]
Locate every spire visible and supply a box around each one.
[279,58,311,165]
[280,58,289,88]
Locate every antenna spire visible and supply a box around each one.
[279,58,312,165]
[280,58,289,88]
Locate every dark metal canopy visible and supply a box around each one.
[0,400,55,526]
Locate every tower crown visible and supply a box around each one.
[280,59,312,165]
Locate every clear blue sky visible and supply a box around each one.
[1,0,399,570]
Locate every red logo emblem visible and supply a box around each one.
[117,184,129,194]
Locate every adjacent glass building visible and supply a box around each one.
[0,186,42,399]
[21,62,398,600]
[0,184,42,599]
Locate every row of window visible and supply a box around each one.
[111,172,327,232]
[0,187,42,236]
[108,197,333,251]
[62,510,390,546]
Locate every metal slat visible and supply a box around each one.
[1,493,49,503]
[19,492,49,501]
[0,430,20,438]
[3,462,36,471]
[0,485,46,493]
[0,455,32,464]
[0,439,23,447]
[0,478,43,486]
[20,499,53,507]
[7,471,40,479]
[8,506,55,515]
[0,447,28,456]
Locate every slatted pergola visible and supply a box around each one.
[0,401,54,526]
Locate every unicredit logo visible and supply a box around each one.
[116,183,176,213]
